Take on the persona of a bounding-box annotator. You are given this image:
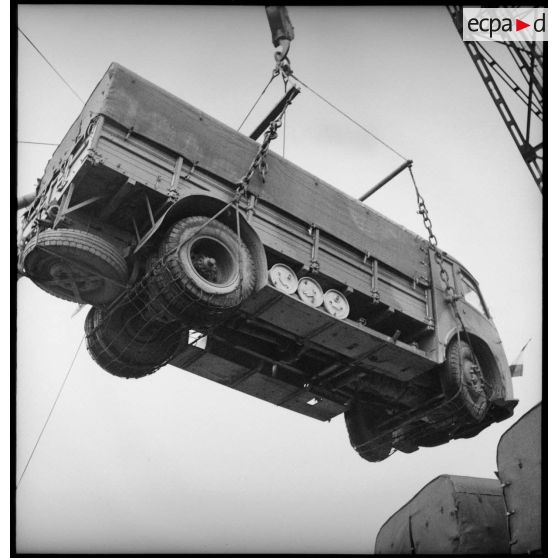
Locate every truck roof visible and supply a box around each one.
[39,62,473,282]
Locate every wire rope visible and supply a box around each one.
[290,73,409,162]
[18,27,85,104]
[237,71,279,132]
[16,334,85,489]
[18,141,58,146]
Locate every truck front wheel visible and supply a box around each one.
[441,338,489,422]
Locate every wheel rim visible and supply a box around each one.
[34,256,109,301]
[461,349,488,415]
[49,261,104,295]
[183,236,239,289]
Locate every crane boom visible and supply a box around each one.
[447,6,544,192]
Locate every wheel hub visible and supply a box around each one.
[186,236,239,288]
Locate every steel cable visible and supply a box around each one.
[18,27,85,105]
[16,334,85,489]
[289,73,409,162]
[237,69,279,132]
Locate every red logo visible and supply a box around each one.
[515,18,530,31]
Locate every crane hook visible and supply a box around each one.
[265,6,295,68]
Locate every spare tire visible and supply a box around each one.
[85,300,183,379]
[345,401,393,462]
[146,216,256,325]
[441,339,489,422]
[23,228,128,305]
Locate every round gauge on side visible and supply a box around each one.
[268,263,298,294]
[323,289,350,319]
[297,276,324,307]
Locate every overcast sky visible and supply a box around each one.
[16,5,545,553]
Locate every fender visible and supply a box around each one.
[134,194,268,291]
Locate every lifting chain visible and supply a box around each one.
[408,166,456,303]
[408,166,492,411]
[236,98,290,197]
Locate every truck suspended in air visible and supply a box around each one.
[18,63,517,462]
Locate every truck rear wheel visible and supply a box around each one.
[22,228,128,305]
[146,216,256,325]
[345,402,392,462]
[442,339,489,422]
[85,300,183,378]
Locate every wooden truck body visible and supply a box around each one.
[19,63,517,461]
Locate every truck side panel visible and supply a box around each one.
[85,119,435,334]
[38,62,427,281]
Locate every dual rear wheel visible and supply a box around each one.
[85,216,257,378]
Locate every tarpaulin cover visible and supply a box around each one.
[497,402,542,553]
[374,474,509,554]
[37,62,428,281]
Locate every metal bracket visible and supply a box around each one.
[308,223,320,274]
[364,251,380,303]
[53,182,75,228]
[168,156,184,202]
[246,194,258,223]
[424,289,435,330]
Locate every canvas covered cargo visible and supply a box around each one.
[35,62,426,281]
[497,402,542,554]
[374,474,509,554]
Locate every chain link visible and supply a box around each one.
[408,166,456,301]
[408,166,492,414]
[236,97,290,197]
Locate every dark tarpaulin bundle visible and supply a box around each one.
[374,474,509,554]
[497,402,542,554]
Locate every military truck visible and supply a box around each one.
[18,63,517,461]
